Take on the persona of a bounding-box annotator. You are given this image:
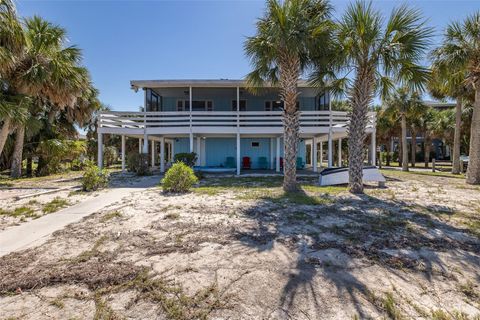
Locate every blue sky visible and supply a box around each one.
[17,0,480,112]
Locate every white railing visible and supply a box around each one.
[98,110,376,130]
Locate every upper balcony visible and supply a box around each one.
[98,110,376,136]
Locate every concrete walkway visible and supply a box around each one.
[0,175,160,257]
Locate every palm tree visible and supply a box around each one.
[384,88,425,171]
[328,1,432,192]
[0,0,25,157]
[429,66,472,174]
[244,0,332,192]
[432,12,480,184]
[5,16,92,178]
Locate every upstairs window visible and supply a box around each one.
[265,100,298,111]
[146,89,161,111]
[231,100,247,111]
[177,100,214,111]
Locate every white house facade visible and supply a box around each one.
[97,79,377,175]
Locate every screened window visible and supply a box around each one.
[177,100,213,111]
[146,89,161,111]
[231,100,247,111]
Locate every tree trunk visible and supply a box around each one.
[26,157,33,177]
[347,68,374,194]
[10,125,25,178]
[424,133,431,168]
[0,117,12,157]
[279,52,300,192]
[466,87,480,184]
[411,127,417,167]
[398,138,402,166]
[386,139,391,166]
[452,97,462,174]
[401,114,409,172]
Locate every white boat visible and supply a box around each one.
[319,166,386,187]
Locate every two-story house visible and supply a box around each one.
[97,79,377,175]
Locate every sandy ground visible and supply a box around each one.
[0,170,141,231]
[1,170,479,320]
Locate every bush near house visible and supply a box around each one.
[127,153,150,176]
[82,161,110,191]
[162,162,198,193]
[104,146,118,167]
[173,152,197,167]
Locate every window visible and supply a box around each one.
[265,100,285,111]
[146,89,161,111]
[231,100,247,111]
[317,93,330,110]
[251,141,260,147]
[176,100,214,111]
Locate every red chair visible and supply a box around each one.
[242,157,251,169]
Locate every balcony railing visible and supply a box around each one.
[98,110,376,131]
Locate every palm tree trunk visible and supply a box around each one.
[401,114,409,172]
[452,97,462,174]
[398,138,402,167]
[411,128,417,167]
[279,53,300,192]
[424,133,431,168]
[10,125,25,178]
[0,117,12,157]
[466,88,480,184]
[348,68,374,194]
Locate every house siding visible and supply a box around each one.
[172,137,306,169]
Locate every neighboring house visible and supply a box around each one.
[97,79,377,174]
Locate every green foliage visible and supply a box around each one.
[173,152,197,167]
[82,161,109,191]
[36,139,86,176]
[103,146,118,167]
[127,153,150,176]
[42,197,69,213]
[162,162,198,193]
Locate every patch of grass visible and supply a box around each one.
[458,281,479,300]
[192,187,221,196]
[165,212,180,220]
[50,297,65,309]
[42,197,69,214]
[101,210,122,222]
[93,293,119,320]
[381,169,465,180]
[383,292,403,320]
[71,235,109,263]
[431,309,471,320]
[0,206,37,219]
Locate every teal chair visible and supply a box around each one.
[225,156,235,168]
[296,157,305,169]
[258,156,268,170]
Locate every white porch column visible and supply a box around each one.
[160,137,165,173]
[327,131,333,167]
[121,135,126,172]
[276,136,281,172]
[312,136,318,172]
[97,132,103,169]
[151,140,155,167]
[196,136,201,166]
[236,133,241,176]
[319,141,323,168]
[189,132,194,153]
[338,138,342,167]
[142,134,148,154]
[138,138,142,153]
[270,138,275,170]
[371,131,376,166]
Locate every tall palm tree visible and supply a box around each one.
[6,16,91,177]
[328,1,432,192]
[433,12,480,184]
[244,0,332,192]
[384,88,425,171]
[0,0,25,157]
[429,66,472,174]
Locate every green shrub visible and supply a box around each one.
[173,152,197,167]
[162,162,198,193]
[127,153,150,176]
[104,146,118,167]
[82,161,110,191]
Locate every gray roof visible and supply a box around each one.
[130,79,311,89]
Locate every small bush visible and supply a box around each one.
[104,146,118,167]
[82,161,110,191]
[173,152,197,167]
[162,162,198,193]
[127,153,150,176]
